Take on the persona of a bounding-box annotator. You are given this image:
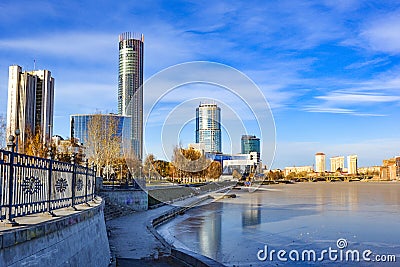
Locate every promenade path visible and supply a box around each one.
[0,199,102,230]
[107,195,213,267]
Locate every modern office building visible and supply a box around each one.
[196,103,221,153]
[330,156,345,172]
[118,32,144,160]
[315,152,326,173]
[70,114,130,145]
[241,135,260,163]
[6,65,54,151]
[347,155,358,175]
[241,135,260,154]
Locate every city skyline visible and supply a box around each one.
[1,1,400,168]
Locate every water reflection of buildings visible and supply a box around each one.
[198,204,222,259]
[315,184,359,211]
[242,196,262,227]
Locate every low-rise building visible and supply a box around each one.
[358,166,381,175]
[330,156,345,172]
[284,166,313,177]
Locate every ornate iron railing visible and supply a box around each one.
[0,148,96,224]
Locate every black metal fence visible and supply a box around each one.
[0,147,96,224]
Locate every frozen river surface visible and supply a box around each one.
[158,182,400,266]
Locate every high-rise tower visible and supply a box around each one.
[330,156,344,172]
[315,152,326,173]
[118,32,144,160]
[196,103,221,153]
[347,155,358,175]
[7,65,54,152]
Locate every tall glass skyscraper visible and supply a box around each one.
[118,32,144,160]
[70,114,130,145]
[196,103,221,153]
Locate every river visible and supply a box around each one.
[157,182,400,266]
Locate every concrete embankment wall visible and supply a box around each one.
[99,181,236,211]
[148,187,196,207]
[101,189,148,211]
[148,181,237,208]
[0,200,110,267]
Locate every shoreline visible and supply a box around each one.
[149,195,226,267]
[106,182,233,266]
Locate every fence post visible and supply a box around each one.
[84,159,90,206]
[71,154,77,210]
[6,135,18,225]
[93,165,97,200]
[47,149,56,216]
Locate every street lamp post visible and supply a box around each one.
[14,129,20,153]
[138,166,143,189]
[148,165,151,184]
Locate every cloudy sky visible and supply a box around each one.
[1,0,400,169]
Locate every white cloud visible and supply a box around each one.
[316,92,400,103]
[55,81,116,112]
[342,9,400,54]
[344,57,389,69]
[0,32,116,62]
[304,68,400,116]
[303,106,354,114]
[303,105,385,117]
[360,12,400,53]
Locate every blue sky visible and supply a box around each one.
[1,0,400,169]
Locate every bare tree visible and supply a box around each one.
[85,113,121,177]
[124,145,142,177]
[143,154,156,179]
[0,114,6,149]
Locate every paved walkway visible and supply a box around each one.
[107,196,211,265]
[0,199,102,231]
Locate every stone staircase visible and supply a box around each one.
[100,194,136,221]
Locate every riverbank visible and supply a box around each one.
[107,182,233,266]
